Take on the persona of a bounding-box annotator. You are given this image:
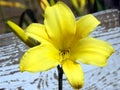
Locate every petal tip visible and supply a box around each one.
[73,81,84,89]
[20,65,24,72]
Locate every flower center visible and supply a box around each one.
[59,49,70,62]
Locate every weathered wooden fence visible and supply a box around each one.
[0,9,120,90]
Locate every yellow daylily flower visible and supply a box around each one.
[7,1,114,89]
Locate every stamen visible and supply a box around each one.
[61,49,70,55]
[59,49,70,62]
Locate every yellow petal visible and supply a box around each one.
[71,38,114,66]
[76,14,100,39]
[62,60,84,89]
[20,42,60,72]
[7,20,39,47]
[44,2,76,50]
[26,23,49,42]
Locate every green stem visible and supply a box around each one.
[57,65,63,90]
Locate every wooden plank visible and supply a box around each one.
[0,9,120,90]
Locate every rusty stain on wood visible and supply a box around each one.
[0,9,120,90]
